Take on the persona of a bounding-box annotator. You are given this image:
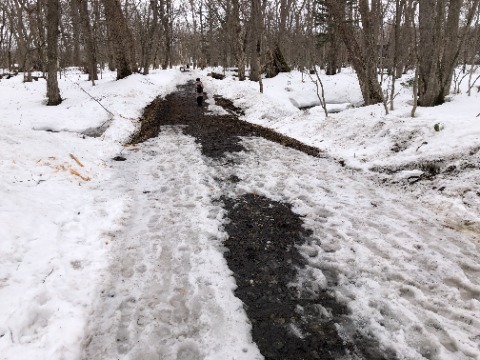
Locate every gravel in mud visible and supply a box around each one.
[130,82,396,360]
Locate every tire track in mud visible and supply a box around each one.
[131,82,397,360]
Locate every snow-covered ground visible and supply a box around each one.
[0,66,479,359]
[201,67,480,234]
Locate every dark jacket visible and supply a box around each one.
[194,81,204,97]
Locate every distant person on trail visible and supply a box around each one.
[194,78,204,107]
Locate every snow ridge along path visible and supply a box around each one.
[82,128,261,360]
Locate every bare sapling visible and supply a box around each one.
[411,64,419,117]
[453,68,469,94]
[309,66,328,117]
[411,8,419,117]
[467,66,480,96]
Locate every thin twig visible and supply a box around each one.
[42,268,54,283]
[64,74,114,116]
[416,141,428,152]
[70,153,84,167]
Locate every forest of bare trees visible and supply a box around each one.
[1,0,479,107]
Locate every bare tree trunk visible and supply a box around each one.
[0,6,6,68]
[325,19,340,76]
[7,26,15,71]
[232,0,246,80]
[324,0,385,105]
[46,0,62,105]
[160,0,172,69]
[70,0,81,66]
[34,0,47,73]
[411,61,419,117]
[11,1,34,80]
[418,0,448,106]
[187,0,199,68]
[390,0,404,111]
[269,0,292,76]
[250,0,261,82]
[418,0,480,106]
[76,0,98,82]
[411,8,419,117]
[250,0,265,90]
[143,0,158,74]
[102,0,134,79]
[396,0,416,77]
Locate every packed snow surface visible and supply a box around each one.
[0,66,479,359]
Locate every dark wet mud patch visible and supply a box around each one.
[128,96,165,144]
[129,83,323,158]
[222,193,397,360]
[213,95,245,116]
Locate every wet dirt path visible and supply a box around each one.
[130,83,396,360]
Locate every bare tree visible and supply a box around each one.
[0,4,7,69]
[232,0,247,80]
[46,0,62,105]
[147,1,159,74]
[310,66,328,117]
[69,0,81,66]
[323,0,386,106]
[249,0,262,83]
[101,0,135,79]
[264,0,292,77]
[389,0,404,110]
[315,0,342,75]
[10,0,37,81]
[159,0,173,69]
[418,0,480,106]
[76,0,97,83]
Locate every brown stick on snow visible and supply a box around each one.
[70,153,84,167]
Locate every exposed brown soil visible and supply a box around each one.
[222,194,349,360]
[129,83,323,158]
[129,82,397,360]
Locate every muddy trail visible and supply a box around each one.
[130,83,322,159]
[130,83,396,360]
